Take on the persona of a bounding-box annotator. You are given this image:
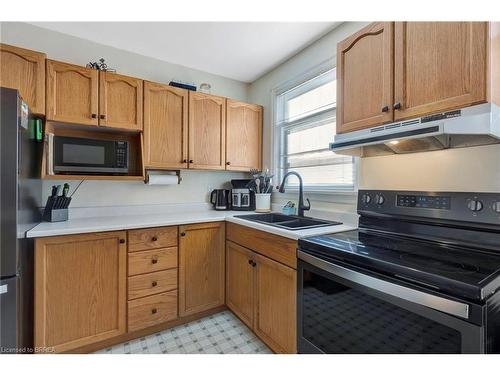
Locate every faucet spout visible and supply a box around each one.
[278,171,310,217]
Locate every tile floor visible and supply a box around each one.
[95,310,272,354]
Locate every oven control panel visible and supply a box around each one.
[396,194,451,210]
[358,190,500,225]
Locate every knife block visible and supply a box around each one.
[43,208,69,222]
[42,195,71,222]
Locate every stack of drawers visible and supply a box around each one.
[127,226,179,331]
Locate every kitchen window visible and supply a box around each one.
[274,67,355,192]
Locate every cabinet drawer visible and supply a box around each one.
[128,290,178,332]
[128,269,177,300]
[128,247,177,276]
[128,226,178,252]
[226,223,297,269]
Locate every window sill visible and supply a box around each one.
[273,189,358,205]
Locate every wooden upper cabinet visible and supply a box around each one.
[178,222,225,317]
[336,22,394,134]
[226,241,255,328]
[226,100,262,171]
[143,82,188,169]
[34,231,127,353]
[0,44,46,115]
[188,92,226,170]
[394,22,488,120]
[46,60,99,126]
[99,71,143,130]
[253,251,296,354]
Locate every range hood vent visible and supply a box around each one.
[330,103,500,157]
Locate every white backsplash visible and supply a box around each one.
[43,170,248,208]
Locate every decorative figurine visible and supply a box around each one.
[86,58,116,72]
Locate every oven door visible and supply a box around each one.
[297,251,484,354]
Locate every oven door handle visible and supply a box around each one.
[298,250,470,319]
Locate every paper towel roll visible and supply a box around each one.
[146,173,179,185]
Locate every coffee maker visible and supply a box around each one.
[230,179,255,211]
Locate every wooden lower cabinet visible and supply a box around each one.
[126,226,179,332]
[226,237,297,354]
[226,241,255,328]
[33,222,296,353]
[34,231,127,353]
[178,222,225,316]
[253,252,296,354]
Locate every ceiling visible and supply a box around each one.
[30,22,339,82]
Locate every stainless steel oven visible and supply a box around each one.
[53,136,129,175]
[297,252,486,354]
[296,190,500,354]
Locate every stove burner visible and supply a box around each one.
[400,253,480,274]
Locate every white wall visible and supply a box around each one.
[1,22,249,207]
[359,145,500,192]
[249,21,500,215]
[46,170,247,208]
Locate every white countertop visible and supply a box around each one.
[27,203,358,240]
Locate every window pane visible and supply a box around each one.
[283,164,354,186]
[286,80,336,122]
[287,150,351,169]
[275,67,354,191]
[286,120,336,155]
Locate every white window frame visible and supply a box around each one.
[271,58,358,195]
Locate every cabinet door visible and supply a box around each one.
[34,231,127,353]
[46,60,99,126]
[0,43,46,114]
[226,100,262,171]
[99,71,143,130]
[144,82,188,169]
[226,241,255,328]
[253,252,296,354]
[394,22,487,120]
[188,92,226,170]
[336,22,394,134]
[178,222,225,316]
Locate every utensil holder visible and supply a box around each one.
[255,193,271,213]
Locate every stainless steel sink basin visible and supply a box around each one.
[234,213,342,231]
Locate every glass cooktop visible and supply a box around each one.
[298,230,500,301]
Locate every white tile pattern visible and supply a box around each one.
[95,311,272,354]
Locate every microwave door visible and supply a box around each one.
[53,136,128,174]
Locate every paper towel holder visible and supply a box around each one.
[145,169,182,185]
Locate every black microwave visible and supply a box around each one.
[53,136,129,175]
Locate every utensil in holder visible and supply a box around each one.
[42,195,71,222]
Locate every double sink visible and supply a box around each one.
[234,213,342,231]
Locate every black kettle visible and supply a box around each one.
[210,189,231,211]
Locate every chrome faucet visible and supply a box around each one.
[278,171,310,217]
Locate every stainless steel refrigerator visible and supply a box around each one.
[0,87,42,353]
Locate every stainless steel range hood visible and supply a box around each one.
[330,103,500,157]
